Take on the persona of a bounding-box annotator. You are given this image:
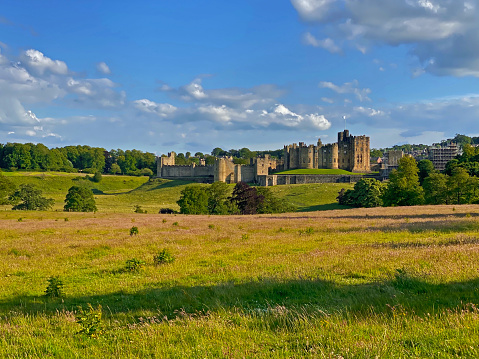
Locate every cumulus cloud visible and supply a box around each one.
[160,78,284,109]
[292,0,479,76]
[96,62,111,75]
[0,48,126,140]
[21,49,68,75]
[319,80,371,101]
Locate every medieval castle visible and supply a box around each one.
[157,130,372,186]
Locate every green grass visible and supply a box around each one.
[0,205,479,357]
[1,172,349,213]
[274,168,369,175]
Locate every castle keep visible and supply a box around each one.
[284,130,370,172]
[157,130,371,185]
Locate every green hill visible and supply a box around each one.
[1,172,352,213]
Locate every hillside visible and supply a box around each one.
[0,172,353,213]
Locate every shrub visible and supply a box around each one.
[45,276,64,298]
[64,186,97,212]
[129,226,139,236]
[76,304,103,338]
[9,184,54,211]
[125,258,145,272]
[153,249,175,265]
[299,227,314,235]
[91,171,102,183]
[134,205,146,213]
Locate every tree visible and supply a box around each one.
[109,163,121,174]
[417,159,435,184]
[0,172,16,205]
[446,167,478,204]
[230,182,264,215]
[337,178,386,208]
[211,147,224,157]
[177,185,209,214]
[9,184,54,210]
[256,187,295,213]
[64,186,97,212]
[383,156,424,206]
[207,181,235,215]
[92,171,102,183]
[423,172,449,205]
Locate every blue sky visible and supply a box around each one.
[1,0,479,154]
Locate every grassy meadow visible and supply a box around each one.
[1,204,479,357]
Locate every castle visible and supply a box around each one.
[157,130,371,185]
[157,152,277,184]
[283,130,370,172]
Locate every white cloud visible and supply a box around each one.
[96,62,111,75]
[133,99,177,117]
[303,32,342,53]
[292,0,479,77]
[21,49,68,75]
[319,80,371,101]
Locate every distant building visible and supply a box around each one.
[429,143,458,171]
[380,150,405,179]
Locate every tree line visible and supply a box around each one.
[338,156,479,208]
[0,143,156,176]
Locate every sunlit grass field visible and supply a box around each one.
[1,205,479,357]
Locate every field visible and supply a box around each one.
[1,205,479,357]
[1,172,353,213]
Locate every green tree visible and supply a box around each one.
[256,187,295,213]
[417,159,435,184]
[446,167,478,204]
[92,171,102,183]
[64,186,97,212]
[177,185,209,214]
[0,172,16,205]
[109,163,121,174]
[207,181,234,215]
[423,172,449,205]
[338,178,386,208]
[211,147,224,157]
[383,156,424,206]
[9,184,54,210]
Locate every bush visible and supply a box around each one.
[153,249,175,265]
[134,205,146,213]
[125,258,145,272]
[64,186,97,212]
[129,226,139,236]
[9,184,54,211]
[91,171,102,183]
[76,304,103,338]
[45,276,64,298]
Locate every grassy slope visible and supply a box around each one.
[1,172,352,213]
[0,206,479,357]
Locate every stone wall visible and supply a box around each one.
[257,174,381,186]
